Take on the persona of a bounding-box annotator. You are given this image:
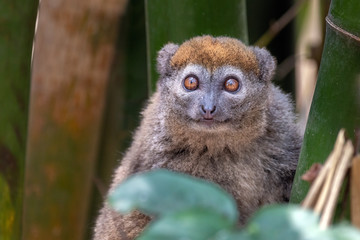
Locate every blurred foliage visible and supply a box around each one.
[109,170,360,240]
[109,170,238,222]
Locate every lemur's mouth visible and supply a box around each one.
[200,118,215,124]
[198,118,220,127]
[189,117,231,131]
[188,116,230,128]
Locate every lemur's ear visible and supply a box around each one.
[156,43,179,77]
[251,47,277,82]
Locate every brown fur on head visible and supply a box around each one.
[157,36,276,84]
[170,35,259,75]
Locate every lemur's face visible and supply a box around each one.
[157,36,275,132]
[166,64,268,132]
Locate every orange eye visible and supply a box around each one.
[183,75,199,91]
[224,78,240,92]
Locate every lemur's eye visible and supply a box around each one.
[183,75,199,91]
[224,77,240,92]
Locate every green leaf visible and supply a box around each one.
[330,225,360,240]
[138,208,234,240]
[246,205,321,240]
[108,169,238,222]
[213,230,251,240]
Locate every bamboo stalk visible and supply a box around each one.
[290,0,360,205]
[23,1,127,239]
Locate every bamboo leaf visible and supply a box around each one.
[329,225,360,240]
[246,205,320,240]
[109,170,360,240]
[138,208,234,240]
[108,169,239,223]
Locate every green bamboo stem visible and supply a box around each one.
[0,1,38,239]
[291,0,360,204]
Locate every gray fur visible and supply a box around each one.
[156,43,179,77]
[94,37,302,240]
[251,46,276,82]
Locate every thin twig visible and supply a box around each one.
[302,129,345,208]
[319,141,354,229]
[255,0,308,47]
[338,170,350,220]
[314,133,345,214]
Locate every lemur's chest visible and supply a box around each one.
[154,144,265,185]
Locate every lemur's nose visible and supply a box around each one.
[201,105,216,120]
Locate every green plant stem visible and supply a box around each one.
[291,0,360,205]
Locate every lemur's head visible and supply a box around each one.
[156,35,276,133]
